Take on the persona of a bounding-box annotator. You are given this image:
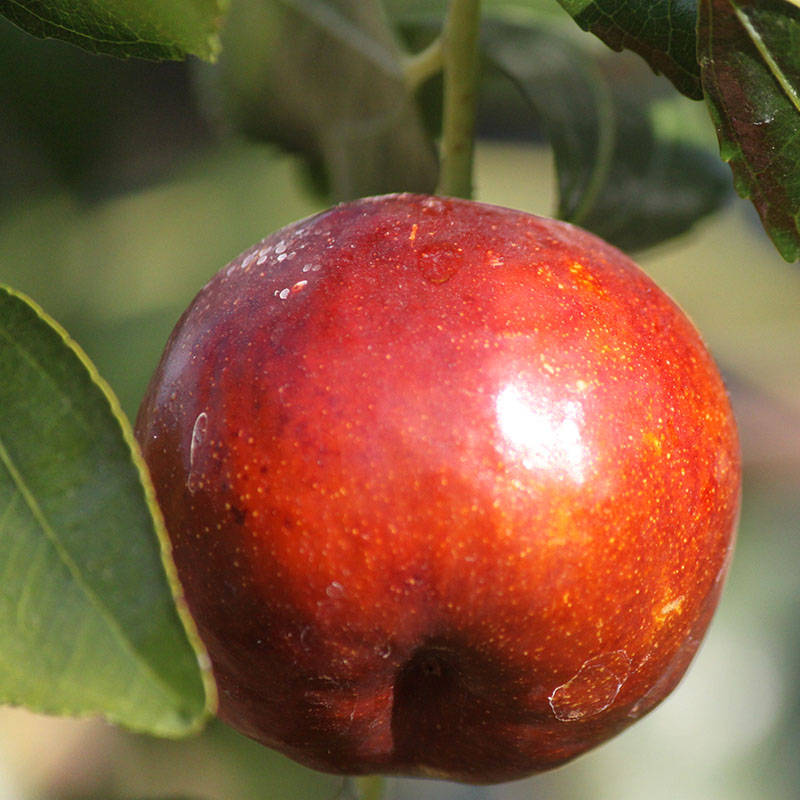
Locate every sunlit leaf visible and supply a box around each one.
[0,286,211,735]
[699,0,800,262]
[0,0,227,61]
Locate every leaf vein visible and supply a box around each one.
[734,4,800,114]
[0,420,186,710]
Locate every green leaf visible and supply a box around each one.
[555,0,703,99]
[0,286,211,735]
[483,20,730,251]
[699,0,800,262]
[0,0,227,61]
[208,0,438,200]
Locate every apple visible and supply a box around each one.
[136,194,740,784]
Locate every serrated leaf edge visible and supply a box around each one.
[1,0,227,62]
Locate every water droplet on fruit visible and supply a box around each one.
[417,242,462,284]
[190,412,208,450]
[375,642,392,659]
[187,412,208,494]
[486,249,504,268]
[548,650,630,721]
[326,581,345,599]
[420,196,446,214]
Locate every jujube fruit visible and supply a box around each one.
[136,194,740,784]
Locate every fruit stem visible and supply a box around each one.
[340,776,388,800]
[436,0,482,199]
[358,775,388,800]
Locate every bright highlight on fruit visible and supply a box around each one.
[136,194,740,784]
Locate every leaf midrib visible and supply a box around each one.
[0,308,192,716]
[0,431,188,711]
[734,5,800,115]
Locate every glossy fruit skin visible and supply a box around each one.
[136,194,740,784]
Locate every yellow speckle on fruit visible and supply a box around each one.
[656,595,685,624]
[642,431,663,453]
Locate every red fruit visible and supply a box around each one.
[136,194,740,784]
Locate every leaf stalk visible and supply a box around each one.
[436,0,482,198]
[402,36,445,91]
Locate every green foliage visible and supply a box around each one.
[699,0,800,262]
[213,0,727,249]
[482,19,729,251]
[549,0,800,261]
[0,0,227,61]
[0,287,209,735]
[556,0,702,98]
[211,0,437,199]
[0,0,798,773]
[1,0,799,260]
[0,20,209,198]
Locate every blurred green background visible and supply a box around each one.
[1,10,799,800]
